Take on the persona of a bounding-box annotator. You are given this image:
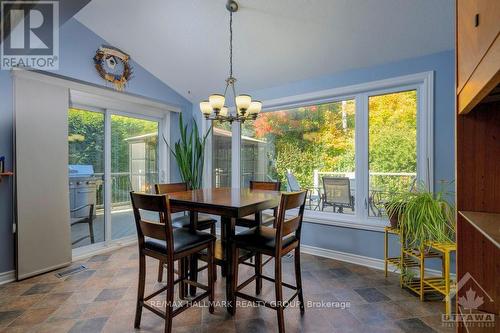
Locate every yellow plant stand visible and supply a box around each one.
[383,226,456,316]
[423,241,457,316]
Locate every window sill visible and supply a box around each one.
[302,211,389,232]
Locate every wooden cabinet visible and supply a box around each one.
[456,1,500,332]
[456,0,500,114]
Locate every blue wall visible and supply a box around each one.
[246,50,456,264]
[0,18,192,274]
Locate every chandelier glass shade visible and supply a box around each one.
[200,1,262,123]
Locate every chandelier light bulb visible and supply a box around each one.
[209,94,225,110]
[235,94,252,111]
[247,101,262,115]
[200,101,212,115]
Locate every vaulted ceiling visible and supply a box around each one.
[75,0,454,103]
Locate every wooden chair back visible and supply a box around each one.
[249,180,281,191]
[250,181,281,218]
[155,183,189,213]
[274,191,307,251]
[130,192,174,255]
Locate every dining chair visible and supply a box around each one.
[235,180,281,228]
[155,183,216,235]
[231,190,307,333]
[155,183,217,286]
[130,192,215,333]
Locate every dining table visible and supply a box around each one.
[167,187,281,314]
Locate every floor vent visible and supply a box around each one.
[55,265,87,278]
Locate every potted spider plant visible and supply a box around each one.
[163,114,212,189]
[386,181,455,283]
[386,181,455,249]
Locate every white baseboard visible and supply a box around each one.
[300,244,453,277]
[0,270,15,285]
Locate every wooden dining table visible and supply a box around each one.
[168,187,281,314]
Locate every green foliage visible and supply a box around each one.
[247,100,356,188]
[247,91,417,192]
[165,114,211,189]
[68,109,105,172]
[386,181,455,249]
[68,109,158,174]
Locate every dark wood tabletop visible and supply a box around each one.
[167,187,281,315]
[168,187,281,218]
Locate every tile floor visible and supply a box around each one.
[0,245,455,333]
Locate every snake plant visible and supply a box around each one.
[164,114,212,189]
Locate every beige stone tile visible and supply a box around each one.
[31,293,73,309]
[47,303,88,321]
[0,295,45,311]
[8,308,57,327]
[34,319,77,333]
[81,300,118,320]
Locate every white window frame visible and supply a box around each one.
[217,71,434,232]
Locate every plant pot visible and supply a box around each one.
[385,203,400,228]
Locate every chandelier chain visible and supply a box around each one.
[201,1,261,123]
[229,10,233,78]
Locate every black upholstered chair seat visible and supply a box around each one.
[145,229,215,254]
[233,226,298,254]
[172,214,216,230]
[236,212,275,228]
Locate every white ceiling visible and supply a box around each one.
[75,0,454,104]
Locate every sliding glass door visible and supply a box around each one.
[110,114,159,240]
[68,108,162,251]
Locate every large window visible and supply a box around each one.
[368,90,417,217]
[220,72,433,229]
[241,100,356,214]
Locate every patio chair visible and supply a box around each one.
[321,177,354,213]
[286,172,320,210]
[70,204,95,245]
[370,176,417,217]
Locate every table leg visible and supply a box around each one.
[222,216,236,315]
[255,211,262,294]
[189,212,199,296]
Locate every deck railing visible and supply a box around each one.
[95,172,158,208]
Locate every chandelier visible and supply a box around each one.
[199,0,262,123]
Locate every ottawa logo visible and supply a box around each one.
[442,272,495,330]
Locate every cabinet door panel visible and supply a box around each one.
[477,0,500,59]
[457,0,480,92]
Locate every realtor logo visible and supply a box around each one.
[1,0,59,69]
[442,272,496,329]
